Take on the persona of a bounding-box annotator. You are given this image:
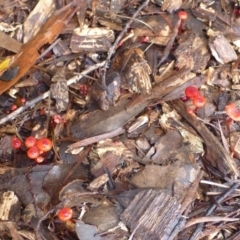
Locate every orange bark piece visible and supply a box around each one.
[0,3,76,95]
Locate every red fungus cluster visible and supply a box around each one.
[26,137,52,163]
[184,86,206,114]
[12,135,52,163]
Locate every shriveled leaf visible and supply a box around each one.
[75,220,101,240]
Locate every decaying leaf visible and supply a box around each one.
[90,71,121,110]
[0,67,19,82]
[76,220,101,240]
[176,126,204,154]
[130,161,200,200]
[50,68,69,113]
[82,204,122,232]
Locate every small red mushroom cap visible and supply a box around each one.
[25,136,37,148]
[58,207,73,222]
[37,138,52,152]
[225,102,240,121]
[27,146,40,159]
[185,86,199,99]
[192,95,206,108]
[178,11,188,20]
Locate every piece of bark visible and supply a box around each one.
[0,3,76,95]
[0,191,20,221]
[23,0,56,43]
[121,190,181,240]
[67,127,125,149]
[172,99,239,178]
[161,0,182,13]
[71,98,149,139]
[208,34,238,64]
[175,33,210,72]
[70,27,115,53]
[145,44,161,75]
[50,68,69,113]
[0,135,13,163]
[88,174,109,191]
[91,152,122,178]
[0,31,21,53]
[162,74,204,101]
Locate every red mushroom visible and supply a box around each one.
[178,11,188,34]
[37,138,52,152]
[185,86,199,99]
[25,136,37,148]
[192,95,206,108]
[225,102,240,121]
[12,136,22,149]
[58,207,73,222]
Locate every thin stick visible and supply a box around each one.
[0,61,106,126]
[67,127,125,149]
[201,179,240,193]
[101,0,150,89]
[189,183,240,240]
[184,216,239,229]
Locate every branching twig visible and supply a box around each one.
[0,61,106,126]
[189,183,240,240]
[101,0,150,89]
[185,216,239,229]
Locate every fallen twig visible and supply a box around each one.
[185,216,239,229]
[189,183,240,240]
[0,61,106,126]
[67,127,125,149]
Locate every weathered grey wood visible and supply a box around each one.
[121,190,181,240]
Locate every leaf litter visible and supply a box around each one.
[0,0,240,239]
